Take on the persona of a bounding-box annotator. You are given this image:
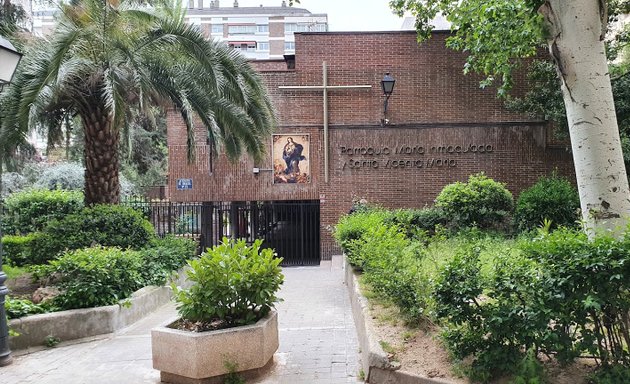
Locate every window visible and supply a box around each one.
[229,42,257,52]
[211,24,223,33]
[228,25,256,34]
[285,22,327,33]
[257,42,269,51]
[284,41,295,51]
[256,24,269,33]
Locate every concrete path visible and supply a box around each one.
[0,256,361,383]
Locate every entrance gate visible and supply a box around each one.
[200,200,320,266]
[134,199,320,266]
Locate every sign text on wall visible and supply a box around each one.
[339,144,494,170]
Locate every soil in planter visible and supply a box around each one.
[364,290,598,384]
[169,318,257,332]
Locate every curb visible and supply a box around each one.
[344,258,455,384]
[9,270,188,351]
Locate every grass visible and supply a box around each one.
[4,264,28,280]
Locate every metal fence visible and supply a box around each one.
[123,199,321,266]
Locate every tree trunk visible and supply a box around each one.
[540,0,630,236]
[81,108,120,205]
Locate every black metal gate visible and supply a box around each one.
[127,199,320,266]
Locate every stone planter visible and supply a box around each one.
[151,310,278,384]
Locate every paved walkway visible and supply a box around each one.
[0,256,361,383]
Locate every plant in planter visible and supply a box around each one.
[152,238,283,384]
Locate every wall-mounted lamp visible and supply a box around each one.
[0,34,21,367]
[381,72,396,125]
[0,36,22,92]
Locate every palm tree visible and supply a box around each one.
[0,0,275,205]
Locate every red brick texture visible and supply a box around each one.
[167,31,575,259]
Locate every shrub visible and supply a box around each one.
[384,207,448,239]
[333,210,388,256]
[6,297,51,319]
[42,204,156,258]
[2,233,38,266]
[175,212,200,234]
[33,162,136,196]
[433,228,630,380]
[514,174,580,231]
[43,247,144,310]
[356,224,431,320]
[0,172,28,198]
[435,173,514,230]
[2,189,83,235]
[173,238,283,327]
[138,236,198,286]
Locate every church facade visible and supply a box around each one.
[166,31,575,261]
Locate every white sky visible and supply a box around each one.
[236,0,407,31]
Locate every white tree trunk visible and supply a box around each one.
[540,0,630,236]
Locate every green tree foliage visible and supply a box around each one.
[0,0,26,38]
[0,0,275,205]
[391,0,544,94]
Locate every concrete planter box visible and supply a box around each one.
[152,310,278,384]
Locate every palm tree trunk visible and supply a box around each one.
[540,0,630,237]
[81,108,120,205]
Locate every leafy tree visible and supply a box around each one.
[391,0,630,235]
[0,0,26,38]
[0,0,275,205]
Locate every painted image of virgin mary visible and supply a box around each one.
[282,137,305,177]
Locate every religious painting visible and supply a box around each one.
[272,134,310,184]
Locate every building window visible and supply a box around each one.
[211,24,223,33]
[284,41,295,51]
[285,23,326,33]
[256,24,269,33]
[257,42,269,51]
[229,42,257,52]
[228,24,256,34]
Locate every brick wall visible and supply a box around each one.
[167,31,575,259]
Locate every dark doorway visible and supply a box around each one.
[200,200,321,266]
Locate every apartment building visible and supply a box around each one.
[185,1,328,60]
[28,0,327,60]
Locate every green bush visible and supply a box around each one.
[41,204,156,259]
[433,228,630,380]
[356,224,431,320]
[333,210,388,256]
[138,236,198,286]
[2,189,83,235]
[43,247,144,310]
[1,232,59,266]
[383,207,448,239]
[6,297,52,319]
[2,233,38,266]
[174,238,283,327]
[514,174,580,231]
[435,173,514,230]
[33,162,136,196]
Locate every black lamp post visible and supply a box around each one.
[381,72,396,125]
[0,35,22,367]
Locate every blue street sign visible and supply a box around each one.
[176,178,193,190]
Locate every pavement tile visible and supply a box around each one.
[0,256,362,383]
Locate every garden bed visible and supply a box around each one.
[8,269,189,351]
[346,260,598,384]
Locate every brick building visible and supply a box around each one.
[167,31,575,263]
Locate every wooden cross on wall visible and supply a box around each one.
[279,61,372,183]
